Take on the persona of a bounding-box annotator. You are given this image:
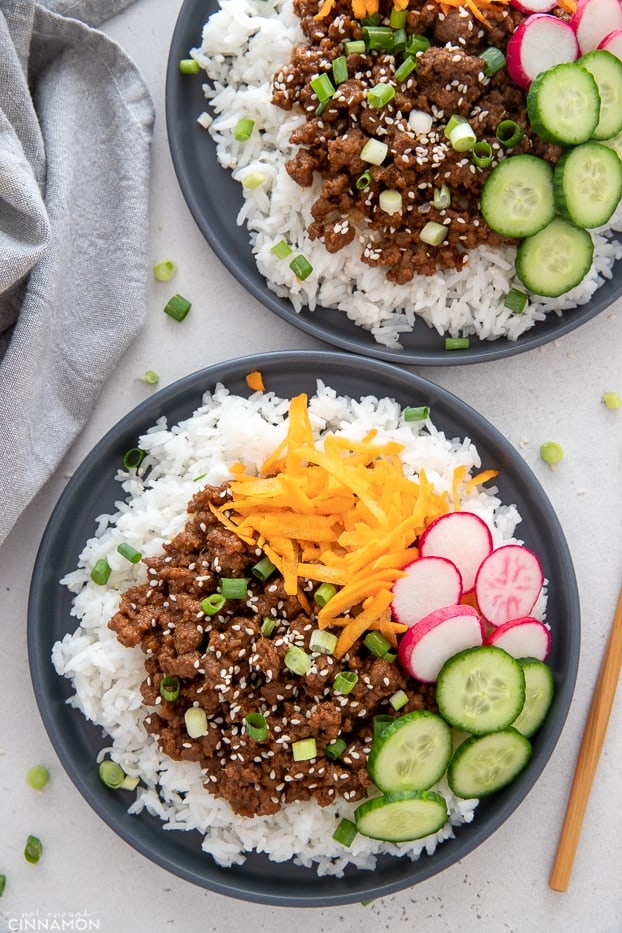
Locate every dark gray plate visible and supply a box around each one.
[165,0,622,365]
[28,351,580,905]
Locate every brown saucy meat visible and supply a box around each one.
[109,483,436,818]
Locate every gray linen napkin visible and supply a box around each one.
[0,0,154,547]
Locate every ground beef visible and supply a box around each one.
[271,0,563,281]
[109,483,437,819]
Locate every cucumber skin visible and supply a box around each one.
[367,709,452,793]
[578,50,622,141]
[554,142,622,229]
[512,658,555,738]
[526,63,600,146]
[448,729,532,799]
[354,790,448,842]
[516,218,594,298]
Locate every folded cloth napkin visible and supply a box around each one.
[0,0,154,546]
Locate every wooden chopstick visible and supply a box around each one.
[549,583,622,892]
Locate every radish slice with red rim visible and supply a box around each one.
[506,14,579,89]
[599,27,622,58]
[571,0,622,53]
[484,616,551,661]
[511,0,557,13]
[419,511,492,593]
[391,556,463,628]
[475,544,544,627]
[397,604,485,683]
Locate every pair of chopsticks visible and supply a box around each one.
[549,583,622,892]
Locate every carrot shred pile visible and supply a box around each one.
[315,0,576,26]
[212,393,497,658]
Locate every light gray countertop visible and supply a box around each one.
[1,1,621,930]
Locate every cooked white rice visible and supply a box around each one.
[52,382,547,873]
[191,0,622,349]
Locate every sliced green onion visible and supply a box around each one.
[356,170,373,190]
[90,558,111,586]
[193,472,207,482]
[0,874,5,896]
[163,293,192,321]
[394,56,417,83]
[289,254,314,281]
[24,835,43,864]
[220,577,249,599]
[364,630,392,658]
[98,759,125,789]
[332,817,358,846]
[445,115,476,152]
[433,184,451,209]
[504,287,528,314]
[333,671,358,695]
[379,189,402,214]
[540,441,563,466]
[315,99,329,117]
[123,447,145,470]
[332,55,348,85]
[389,689,409,711]
[292,737,317,761]
[603,391,622,409]
[140,370,159,385]
[362,25,394,51]
[117,542,143,563]
[26,765,49,791]
[420,221,448,246]
[404,405,429,422]
[185,706,208,738]
[373,714,394,738]
[244,712,268,741]
[260,615,276,637]
[496,119,523,148]
[479,46,506,77]
[160,675,181,702]
[361,12,382,25]
[200,593,227,615]
[285,646,312,675]
[241,170,266,190]
[121,774,140,791]
[251,556,277,581]
[391,27,407,54]
[152,259,177,281]
[405,34,430,56]
[389,7,408,28]
[472,139,493,168]
[367,82,396,109]
[271,239,293,259]
[325,738,347,760]
[344,39,366,54]
[197,111,213,129]
[315,582,337,607]
[179,58,200,74]
[233,117,255,141]
[360,137,388,165]
[445,337,470,351]
[310,73,336,102]
[384,649,397,663]
[309,629,338,655]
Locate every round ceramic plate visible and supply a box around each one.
[28,350,580,906]
[165,0,622,366]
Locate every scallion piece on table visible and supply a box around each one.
[315,582,337,607]
[404,405,429,422]
[0,874,5,896]
[332,817,358,847]
[405,34,430,56]
[333,671,358,695]
[289,254,313,281]
[285,646,312,676]
[179,58,200,74]
[123,447,146,470]
[152,259,177,281]
[364,630,392,658]
[185,706,208,738]
[163,293,192,321]
[394,56,416,83]
[540,441,564,466]
[117,542,143,563]
[271,239,292,259]
[367,82,396,109]
[309,629,338,655]
[24,835,43,865]
[379,189,402,214]
[389,689,409,711]
[98,759,125,789]
[26,765,49,791]
[332,55,348,85]
[603,391,622,409]
[356,170,372,190]
[374,714,393,738]
[160,675,181,702]
[292,737,317,761]
[310,73,336,102]
[140,370,159,385]
[200,593,227,615]
[472,140,493,168]
[445,336,470,351]
[420,221,448,246]
[360,137,388,165]
[496,119,523,148]
[90,558,111,586]
[389,7,407,28]
[233,117,255,141]
[504,287,528,314]
[363,25,395,51]
[251,556,277,582]
[325,738,347,760]
[220,577,249,600]
[260,615,276,637]
[445,115,476,152]
[244,712,268,741]
[479,46,506,77]
[343,39,365,54]
[433,184,451,209]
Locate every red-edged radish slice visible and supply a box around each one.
[599,27,622,59]
[571,0,622,53]
[391,556,463,628]
[475,544,544,627]
[419,511,492,593]
[506,14,579,89]
[397,605,485,683]
[484,616,551,661]
[511,0,557,13]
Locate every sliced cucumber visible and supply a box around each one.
[354,790,448,842]
[516,217,594,297]
[526,62,600,146]
[511,657,555,738]
[480,155,555,238]
[579,50,622,141]
[367,709,452,793]
[448,729,532,798]
[601,128,622,163]
[435,646,525,735]
[554,141,622,228]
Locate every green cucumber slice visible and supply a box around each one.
[447,729,532,798]
[354,790,448,842]
[554,141,622,228]
[578,50,622,141]
[526,62,600,146]
[516,217,594,297]
[511,657,555,738]
[480,155,555,239]
[367,709,452,793]
[601,128,622,163]
[435,645,525,735]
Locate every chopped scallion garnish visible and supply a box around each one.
[445,337,470,351]
[200,593,227,615]
[504,287,528,314]
[98,759,125,789]
[285,646,312,675]
[433,184,451,209]
[343,39,365,54]
[540,441,563,466]
[356,170,373,190]
[0,874,5,896]
[325,738,347,760]
[251,556,277,582]
[496,119,523,148]
[472,139,493,168]
[185,706,208,738]
[389,689,409,711]
[292,737,317,761]
[420,221,448,246]
[362,25,394,51]
[289,254,313,281]
[163,294,192,321]
[367,82,396,109]
[333,671,358,695]
[26,766,49,791]
[479,46,506,77]
[404,405,429,422]
[315,582,337,607]
[233,117,255,141]
[379,189,402,214]
[309,629,338,655]
[117,542,143,563]
[122,447,146,470]
[179,58,200,74]
[244,712,268,741]
[220,577,249,600]
[404,34,430,56]
[389,7,407,28]
[271,239,293,259]
[332,55,348,85]
[310,72,336,102]
[24,835,43,865]
[260,615,276,637]
[160,675,181,702]
[373,714,393,738]
[332,817,358,846]
[360,137,388,165]
[391,27,407,54]
[394,56,416,84]
[364,631,392,658]
[152,260,177,281]
[445,115,476,152]
[241,170,266,189]
[90,559,111,586]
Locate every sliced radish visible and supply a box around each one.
[397,604,485,683]
[484,616,551,661]
[506,14,579,89]
[391,556,463,628]
[475,544,544,627]
[511,0,557,13]
[599,27,622,59]
[571,0,622,53]
[419,511,493,593]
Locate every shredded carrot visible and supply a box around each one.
[465,468,499,493]
[314,0,335,17]
[245,370,265,392]
[316,0,514,27]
